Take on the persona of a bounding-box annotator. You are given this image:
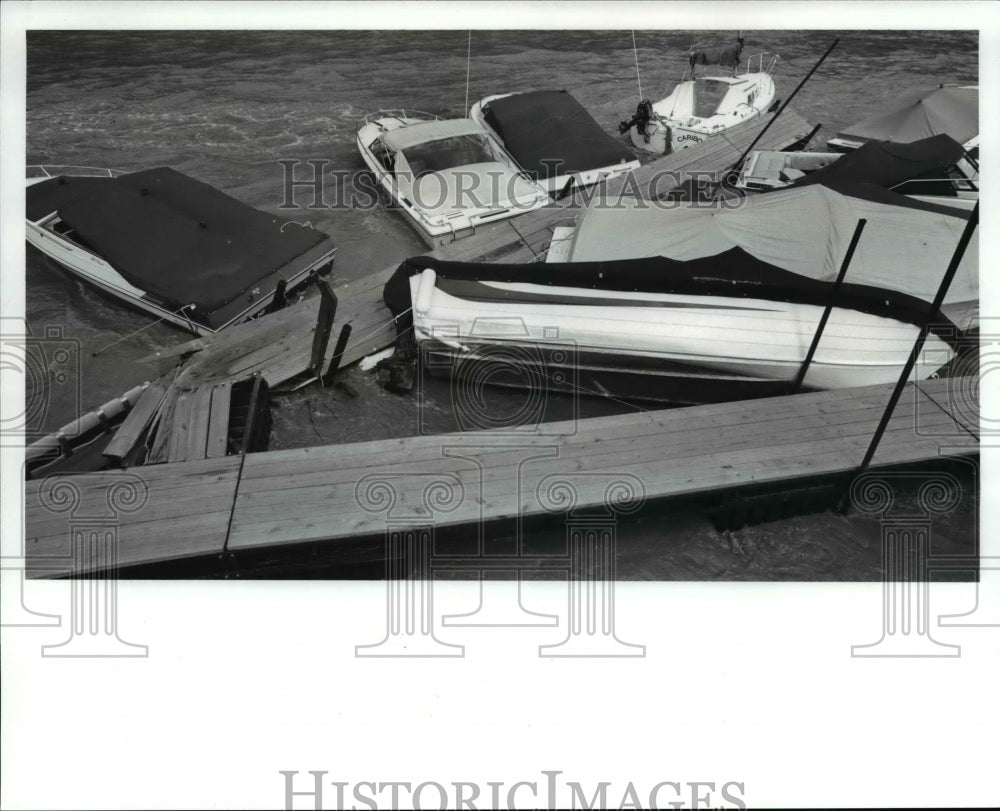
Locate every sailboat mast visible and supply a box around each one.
[631,30,643,101]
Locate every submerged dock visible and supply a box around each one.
[25,377,978,577]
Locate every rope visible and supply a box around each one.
[91,304,197,356]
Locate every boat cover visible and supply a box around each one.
[689,42,743,70]
[383,249,959,349]
[482,90,636,181]
[565,183,978,330]
[26,168,333,315]
[787,135,967,194]
[382,119,487,151]
[834,85,978,146]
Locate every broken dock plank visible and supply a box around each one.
[102,382,168,461]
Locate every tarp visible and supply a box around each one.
[788,134,967,194]
[835,85,978,146]
[482,90,636,181]
[689,42,743,70]
[382,118,487,151]
[28,168,333,316]
[566,183,978,330]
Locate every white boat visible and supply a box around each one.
[735,134,979,206]
[26,165,337,336]
[355,111,550,242]
[619,39,777,156]
[379,183,975,405]
[469,90,640,194]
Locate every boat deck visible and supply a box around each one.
[25,376,978,577]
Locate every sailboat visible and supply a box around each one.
[619,36,778,156]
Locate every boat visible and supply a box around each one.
[355,111,550,241]
[469,89,641,195]
[619,37,778,156]
[26,165,337,336]
[379,183,976,405]
[735,134,979,205]
[826,85,979,155]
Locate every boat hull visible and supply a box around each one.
[409,274,953,403]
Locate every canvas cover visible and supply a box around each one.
[835,85,978,146]
[689,42,743,70]
[27,168,333,315]
[482,90,636,181]
[787,134,967,193]
[567,183,978,330]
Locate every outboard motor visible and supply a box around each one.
[618,99,655,139]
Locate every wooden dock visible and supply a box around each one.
[25,377,978,577]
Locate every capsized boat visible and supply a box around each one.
[380,183,976,405]
[826,85,979,155]
[26,166,336,335]
[356,111,550,241]
[735,134,979,205]
[470,90,640,194]
[619,38,777,156]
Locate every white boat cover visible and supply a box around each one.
[382,118,489,151]
[834,85,978,147]
[568,184,978,330]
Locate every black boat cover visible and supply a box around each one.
[27,168,333,316]
[383,250,960,352]
[787,134,967,194]
[482,90,636,181]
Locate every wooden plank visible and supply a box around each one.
[225,378,976,550]
[206,383,233,458]
[227,418,974,550]
[165,390,194,463]
[231,398,942,507]
[24,377,975,571]
[916,378,979,438]
[25,457,243,577]
[234,379,956,486]
[182,384,216,461]
[227,403,966,522]
[102,382,165,460]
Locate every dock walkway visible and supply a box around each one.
[26,376,978,576]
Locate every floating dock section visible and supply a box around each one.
[25,377,977,577]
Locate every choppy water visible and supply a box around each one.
[24,30,978,577]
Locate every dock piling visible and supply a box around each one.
[793,218,867,391]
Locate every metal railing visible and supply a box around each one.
[26,165,123,179]
[743,52,779,76]
[357,109,442,131]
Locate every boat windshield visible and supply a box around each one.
[693,78,732,118]
[402,135,496,176]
